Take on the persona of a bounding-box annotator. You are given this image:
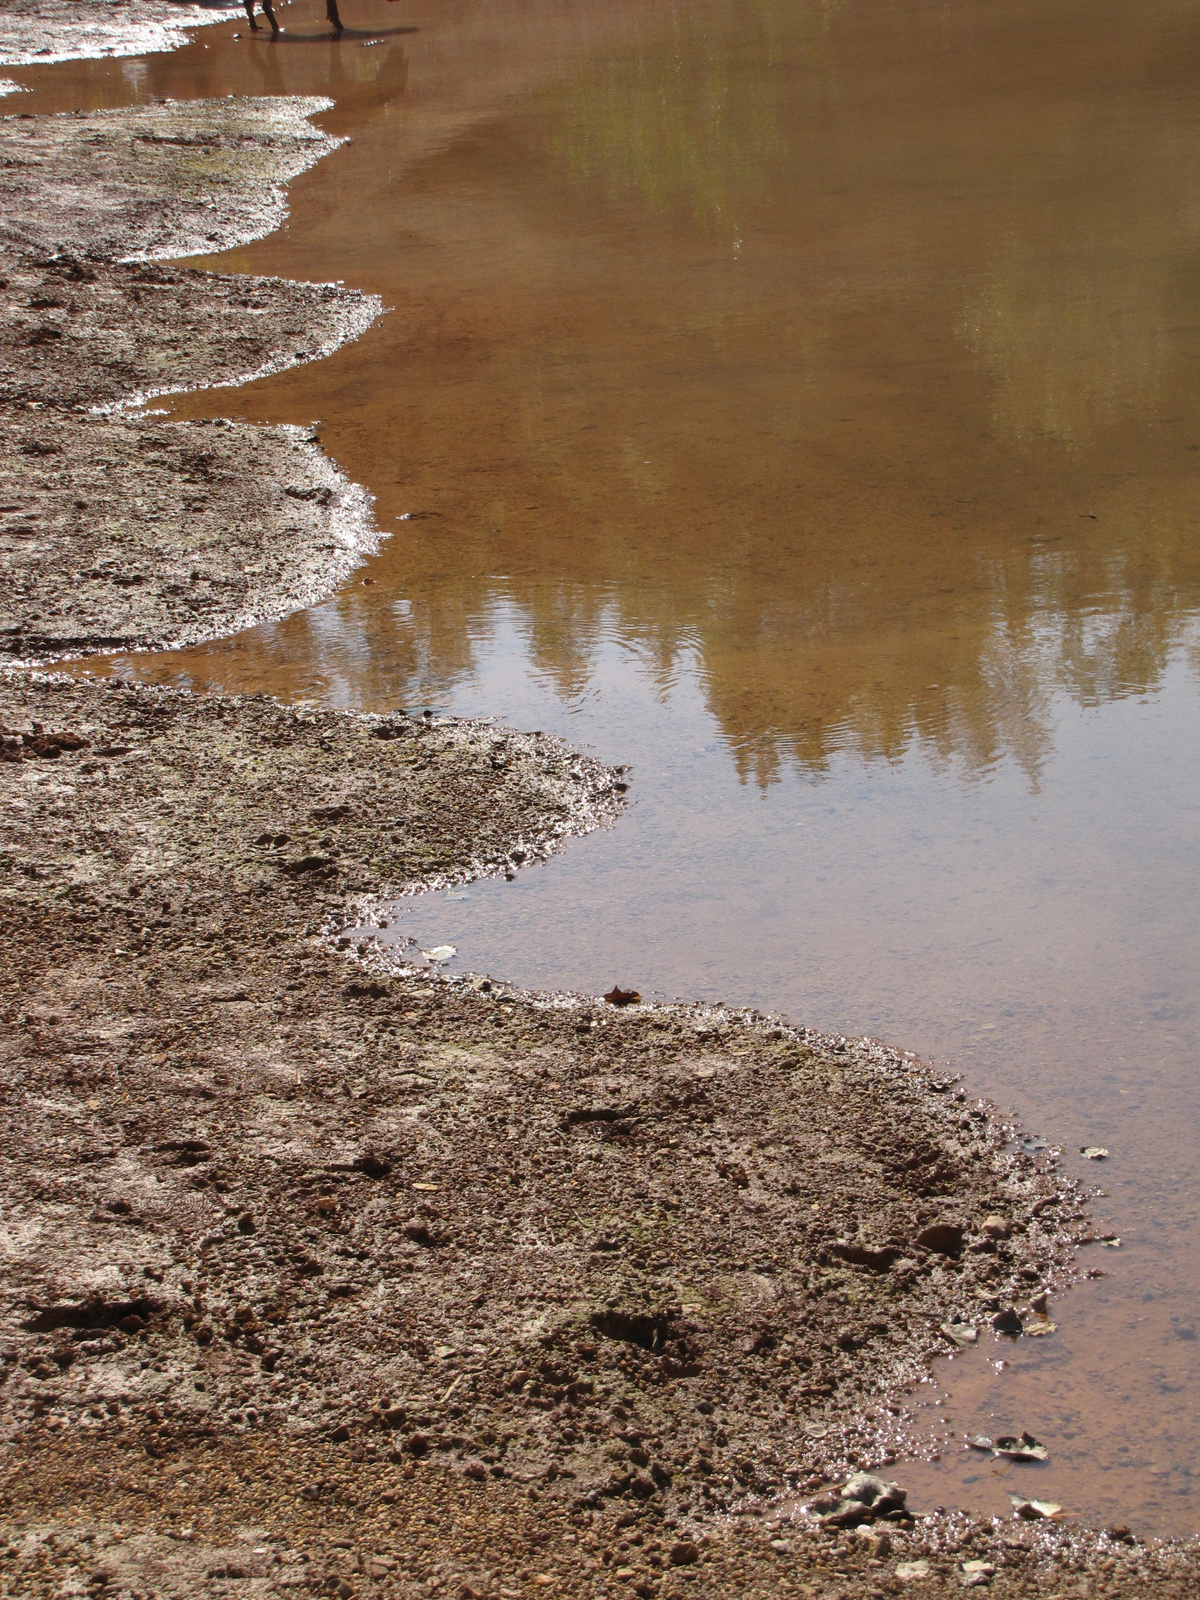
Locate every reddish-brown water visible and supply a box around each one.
[13,0,1200,1540]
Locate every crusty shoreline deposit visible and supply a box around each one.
[0,98,388,661]
[0,1,237,70]
[0,97,346,264]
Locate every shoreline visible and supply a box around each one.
[1,3,1198,1594]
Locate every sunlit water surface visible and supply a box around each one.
[14,0,1200,1539]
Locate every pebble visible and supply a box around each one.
[896,1559,931,1580]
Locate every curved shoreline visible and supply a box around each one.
[0,7,1198,1597]
[0,97,387,661]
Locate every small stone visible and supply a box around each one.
[991,1307,1023,1336]
[940,1320,977,1348]
[896,1560,931,1581]
[981,1215,1010,1240]
[1080,1146,1108,1160]
[669,1542,700,1567]
[960,1558,995,1586]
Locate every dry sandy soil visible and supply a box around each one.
[1,4,1199,1597]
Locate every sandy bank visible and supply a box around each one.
[0,1,237,69]
[0,97,386,660]
[0,249,380,412]
[0,97,344,263]
[6,672,1181,1598]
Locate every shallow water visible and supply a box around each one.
[15,0,1200,1540]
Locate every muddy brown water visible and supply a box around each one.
[11,0,1200,1541]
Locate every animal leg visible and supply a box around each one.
[261,0,280,33]
[326,0,344,32]
[242,0,260,29]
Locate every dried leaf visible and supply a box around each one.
[603,985,641,1007]
[1024,1317,1057,1337]
[1011,1496,1065,1520]
[994,1432,1048,1462]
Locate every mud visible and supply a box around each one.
[0,97,343,264]
[1,411,382,661]
[7,672,1188,1597]
[0,98,385,661]
[0,249,380,411]
[0,1,237,69]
